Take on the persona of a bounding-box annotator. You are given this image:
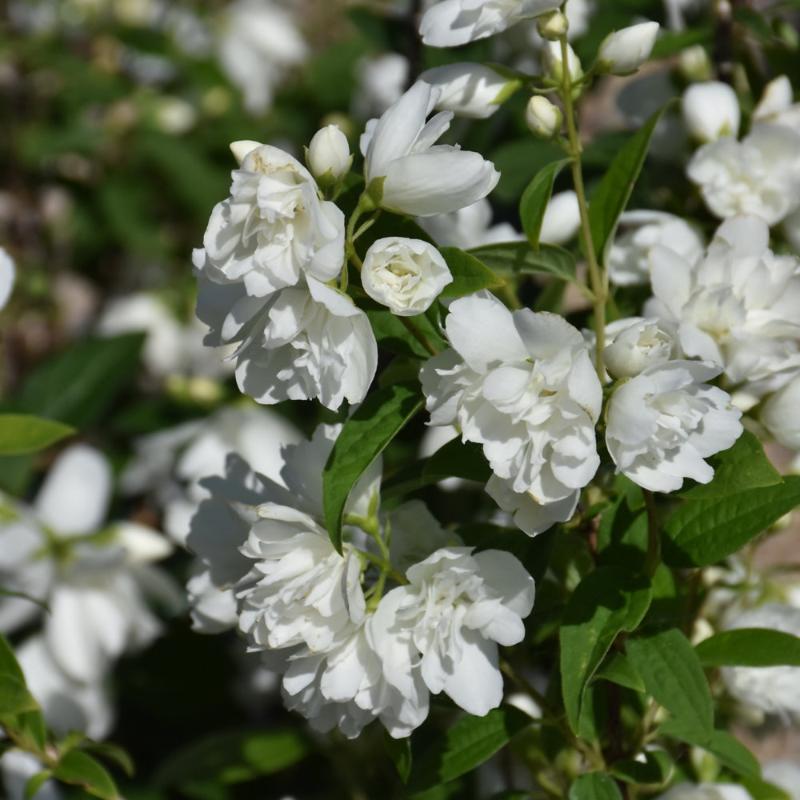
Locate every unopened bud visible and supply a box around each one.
[598,21,660,76]
[525,96,562,138]
[537,10,568,40]
[230,140,262,165]
[543,41,583,86]
[307,124,352,182]
[678,45,712,82]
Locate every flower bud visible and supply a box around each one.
[361,237,452,316]
[598,21,660,76]
[761,377,800,450]
[543,41,583,86]
[681,81,740,142]
[754,74,793,122]
[307,124,352,181]
[537,10,568,40]
[540,191,580,246]
[678,45,712,82]
[525,96,562,138]
[420,63,518,119]
[229,139,262,165]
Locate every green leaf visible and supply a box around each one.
[610,751,674,786]
[626,629,713,738]
[0,634,25,683]
[741,775,792,800]
[679,431,782,501]
[0,415,74,456]
[408,708,531,792]
[659,720,760,779]
[82,742,136,778]
[24,771,53,800]
[663,476,800,567]
[154,729,308,789]
[519,159,571,249]
[367,309,445,360]
[560,567,652,735]
[323,383,423,552]
[0,676,39,715]
[468,242,576,282]
[384,732,412,783]
[588,106,669,264]
[12,334,145,428]
[696,628,800,667]
[568,773,623,800]
[440,248,505,298]
[53,750,120,800]
[594,652,645,693]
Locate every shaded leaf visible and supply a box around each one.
[440,248,505,298]
[469,242,576,282]
[696,628,800,668]
[53,750,119,800]
[568,773,623,800]
[519,159,571,249]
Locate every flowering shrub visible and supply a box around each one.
[2,1,800,799]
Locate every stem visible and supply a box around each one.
[558,36,607,379]
[400,317,439,357]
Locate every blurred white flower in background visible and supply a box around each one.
[353,53,409,119]
[655,784,752,800]
[761,376,800,452]
[216,0,307,114]
[753,74,800,131]
[763,761,800,800]
[540,191,581,246]
[0,247,15,310]
[608,210,705,287]
[1,750,62,800]
[0,445,178,683]
[420,62,516,119]
[682,81,741,143]
[418,199,521,250]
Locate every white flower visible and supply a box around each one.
[525,96,562,138]
[353,53,409,119]
[361,237,452,316]
[682,81,741,142]
[421,293,602,505]
[370,547,534,716]
[17,636,113,740]
[606,360,743,493]
[307,124,352,181]
[540,191,581,245]
[193,143,345,298]
[761,377,800,450]
[687,124,800,225]
[763,762,800,800]
[1,751,62,800]
[486,475,578,537]
[420,0,562,47]
[753,74,800,130]
[97,292,234,380]
[223,277,378,410]
[656,785,753,800]
[603,317,679,379]
[721,603,800,716]
[420,62,513,119]
[0,446,176,682]
[216,0,307,114]
[418,199,521,250]
[542,40,583,84]
[646,215,800,397]
[598,21,660,75]
[0,247,15,310]
[360,82,499,217]
[608,210,705,287]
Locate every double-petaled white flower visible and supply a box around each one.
[421,293,602,507]
[606,358,742,493]
[198,275,377,410]
[655,785,753,800]
[370,547,534,716]
[608,210,705,287]
[361,237,452,316]
[602,317,679,379]
[485,475,579,537]
[645,215,800,397]
[721,603,800,717]
[193,143,345,298]
[687,123,800,226]
[420,62,515,119]
[420,0,562,47]
[753,74,800,131]
[361,82,499,217]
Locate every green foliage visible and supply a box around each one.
[469,242,577,282]
[519,159,572,249]
[52,750,120,800]
[439,247,506,298]
[323,383,423,551]
[560,568,652,735]
[408,708,531,793]
[695,628,800,667]
[568,773,623,800]
[0,415,74,456]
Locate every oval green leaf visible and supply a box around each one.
[439,247,505,298]
[0,415,75,456]
[468,242,576,282]
[53,751,120,800]
[696,628,800,668]
[569,773,623,800]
